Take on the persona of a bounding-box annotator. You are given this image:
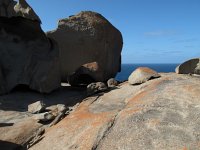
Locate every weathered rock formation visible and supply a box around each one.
[128,67,161,85]
[176,58,200,75]
[47,11,123,84]
[27,73,200,150]
[0,0,61,94]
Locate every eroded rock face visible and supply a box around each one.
[0,0,61,94]
[47,11,123,83]
[176,58,200,75]
[128,67,161,85]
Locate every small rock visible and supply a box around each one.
[28,101,46,114]
[33,112,54,122]
[107,78,118,88]
[128,67,160,85]
[57,104,67,113]
[87,82,108,96]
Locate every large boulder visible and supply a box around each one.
[176,58,200,75]
[47,11,123,84]
[128,67,161,85]
[0,0,61,94]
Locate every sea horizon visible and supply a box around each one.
[116,63,179,81]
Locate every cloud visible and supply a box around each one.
[174,38,198,43]
[144,30,177,37]
[162,50,182,54]
[184,45,195,48]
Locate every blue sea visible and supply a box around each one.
[116,64,179,81]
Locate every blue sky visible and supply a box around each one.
[27,0,200,64]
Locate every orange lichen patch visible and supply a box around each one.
[126,90,147,107]
[126,79,164,107]
[182,147,188,150]
[41,97,117,150]
[137,67,158,74]
[183,84,200,96]
[82,61,99,71]
[120,108,142,118]
[120,79,167,118]
[147,119,160,127]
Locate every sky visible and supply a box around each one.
[27,0,200,64]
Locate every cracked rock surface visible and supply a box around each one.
[29,73,200,150]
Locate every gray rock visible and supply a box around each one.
[30,73,200,150]
[0,2,61,94]
[47,11,123,84]
[57,104,67,113]
[175,58,200,75]
[28,101,45,114]
[33,112,54,122]
[87,82,108,95]
[107,78,118,88]
[128,67,160,85]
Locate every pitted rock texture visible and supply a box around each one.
[176,58,200,75]
[47,11,123,83]
[30,73,200,150]
[128,67,161,85]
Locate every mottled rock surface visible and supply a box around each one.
[176,58,200,75]
[128,67,161,85]
[87,82,107,96]
[107,78,118,88]
[47,11,123,83]
[28,73,200,150]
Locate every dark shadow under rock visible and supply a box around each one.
[0,140,26,150]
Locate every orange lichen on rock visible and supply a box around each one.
[31,97,117,150]
[137,67,158,74]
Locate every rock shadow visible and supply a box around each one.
[0,140,26,150]
[0,85,87,112]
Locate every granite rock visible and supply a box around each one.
[47,11,123,83]
[128,67,161,85]
[107,78,118,88]
[176,58,200,75]
[87,82,108,95]
[30,73,200,150]
[28,101,45,114]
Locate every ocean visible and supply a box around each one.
[116,64,179,81]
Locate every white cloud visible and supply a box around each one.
[144,30,177,37]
